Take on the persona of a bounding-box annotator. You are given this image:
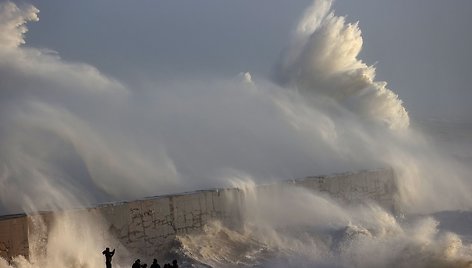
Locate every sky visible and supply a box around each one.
[21,0,472,122]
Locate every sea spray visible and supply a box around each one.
[0,0,471,267]
[274,0,409,130]
[178,181,472,268]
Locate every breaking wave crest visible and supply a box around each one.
[274,0,409,130]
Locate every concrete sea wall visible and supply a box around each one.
[0,214,29,262]
[0,169,396,261]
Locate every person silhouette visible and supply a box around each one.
[150,259,160,268]
[102,247,115,268]
[171,259,178,268]
[132,259,141,268]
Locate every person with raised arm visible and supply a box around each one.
[102,247,115,268]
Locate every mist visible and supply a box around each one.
[0,0,472,267]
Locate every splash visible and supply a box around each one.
[178,184,472,268]
[0,2,38,49]
[275,0,409,130]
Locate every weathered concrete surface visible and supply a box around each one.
[0,169,397,261]
[0,214,29,261]
[291,168,397,211]
[91,189,243,258]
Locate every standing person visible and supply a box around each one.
[132,259,141,268]
[171,259,178,268]
[102,247,115,268]
[150,259,160,268]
